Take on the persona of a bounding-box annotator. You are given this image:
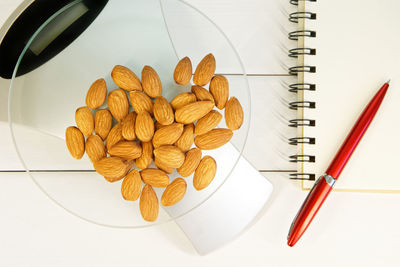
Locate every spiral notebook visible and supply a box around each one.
[288,0,400,193]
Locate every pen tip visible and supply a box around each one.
[386,79,391,84]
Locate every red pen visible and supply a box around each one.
[287,81,390,247]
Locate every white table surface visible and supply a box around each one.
[1,1,399,266]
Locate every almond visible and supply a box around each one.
[135,111,154,142]
[175,101,214,124]
[161,178,187,206]
[170,92,197,110]
[85,78,107,109]
[107,89,129,122]
[155,121,166,130]
[103,160,133,183]
[108,141,142,160]
[191,85,214,103]
[195,110,222,135]
[209,75,229,109]
[153,96,174,125]
[106,123,124,151]
[94,109,112,140]
[194,128,233,150]
[152,123,184,148]
[65,126,85,159]
[193,156,217,190]
[154,158,174,174]
[85,135,106,162]
[75,106,94,137]
[177,148,202,177]
[129,91,153,115]
[173,57,192,85]
[153,145,185,169]
[93,157,131,180]
[121,169,142,201]
[175,123,194,152]
[193,53,216,86]
[140,184,159,222]
[121,112,136,140]
[135,141,153,169]
[141,65,162,98]
[111,65,142,91]
[225,97,244,130]
[140,168,169,187]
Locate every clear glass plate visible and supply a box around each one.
[8,0,250,228]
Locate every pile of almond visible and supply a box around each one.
[65,54,243,222]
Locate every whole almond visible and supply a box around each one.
[195,110,222,135]
[108,141,142,160]
[153,145,185,169]
[129,91,153,115]
[106,123,124,151]
[191,85,214,103]
[94,109,112,140]
[85,135,106,162]
[121,169,142,201]
[175,123,194,152]
[175,101,214,124]
[136,141,153,169]
[193,53,216,86]
[173,57,192,85]
[170,92,197,110]
[135,111,154,142]
[111,65,142,91]
[140,184,159,222]
[153,96,174,125]
[121,112,136,140]
[85,78,107,109]
[152,123,184,148]
[104,160,133,183]
[75,106,94,137]
[154,158,174,174]
[140,168,169,187]
[193,156,217,190]
[93,157,131,180]
[107,89,129,122]
[177,148,202,177]
[65,126,85,159]
[141,65,162,98]
[194,128,233,150]
[161,178,187,206]
[225,97,244,130]
[209,75,229,109]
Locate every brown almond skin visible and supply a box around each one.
[194,128,233,150]
[107,89,129,122]
[191,85,214,103]
[135,111,155,142]
[121,169,142,201]
[94,109,112,140]
[193,53,216,86]
[175,101,214,124]
[193,156,217,190]
[154,158,174,174]
[129,91,154,115]
[174,57,192,85]
[153,96,174,125]
[86,78,107,109]
[93,157,131,180]
[140,168,169,188]
[106,123,124,151]
[141,65,162,98]
[161,178,187,206]
[155,121,166,130]
[195,110,223,135]
[136,141,153,169]
[121,112,136,140]
[153,145,185,169]
[111,65,142,91]
[177,148,202,177]
[225,97,244,130]
[85,135,106,162]
[170,92,197,110]
[108,141,142,160]
[209,75,229,109]
[140,184,159,222]
[75,106,94,137]
[65,126,85,159]
[152,123,184,148]
[175,123,194,152]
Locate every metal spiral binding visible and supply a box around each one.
[288,0,317,179]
